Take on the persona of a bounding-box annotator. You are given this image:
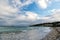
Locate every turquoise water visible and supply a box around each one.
[0,26,51,40]
[0,27,28,32]
[0,27,50,32]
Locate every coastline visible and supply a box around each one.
[41,27,60,40]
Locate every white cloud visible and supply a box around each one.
[0,0,56,26]
[33,9,60,23]
[26,12,39,20]
[0,0,18,16]
[36,0,47,9]
[0,0,18,25]
[15,11,40,21]
[12,11,51,25]
[38,16,50,20]
[51,9,60,21]
[0,0,41,25]
[0,0,35,25]
[44,9,60,22]
[10,0,52,9]
[15,11,50,22]
[11,0,34,8]
[35,0,52,9]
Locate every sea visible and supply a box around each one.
[0,26,51,40]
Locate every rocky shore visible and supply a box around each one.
[41,27,60,40]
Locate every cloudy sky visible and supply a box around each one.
[0,0,60,26]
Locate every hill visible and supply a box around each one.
[30,21,60,27]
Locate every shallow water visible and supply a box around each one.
[0,27,51,40]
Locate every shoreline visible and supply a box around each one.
[41,27,60,40]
